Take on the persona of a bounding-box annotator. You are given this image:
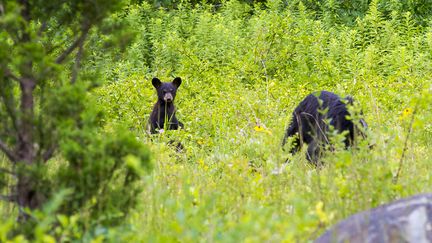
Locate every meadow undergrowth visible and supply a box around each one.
[2,0,432,241]
[90,0,432,241]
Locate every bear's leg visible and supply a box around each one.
[282,118,300,154]
[306,140,321,165]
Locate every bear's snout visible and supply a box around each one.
[164,93,174,102]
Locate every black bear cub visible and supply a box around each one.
[149,77,183,134]
[282,91,367,165]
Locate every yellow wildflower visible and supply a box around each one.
[197,159,209,171]
[254,124,272,135]
[315,201,329,224]
[401,107,413,119]
[254,125,264,132]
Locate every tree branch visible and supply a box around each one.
[4,103,21,134]
[37,21,47,37]
[42,145,57,162]
[56,25,90,64]
[3,68,21,83]
[0,71,21,133]
[0,3,4,16]
[71,38,85,84]
[0,194,16,202]
[19,0,31,22]
[0,139,17,163]
[18,0,31,44]
[0,167,16,176]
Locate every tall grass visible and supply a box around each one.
[91,0,432,241]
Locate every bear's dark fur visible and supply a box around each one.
[282,91,367,164]
[149,77,184,134]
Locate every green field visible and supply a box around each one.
[1,0,432,241]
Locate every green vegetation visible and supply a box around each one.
[0,0,150,241]
[1,0,432,241]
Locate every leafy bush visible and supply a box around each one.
[0,0,151,240]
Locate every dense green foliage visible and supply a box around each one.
[0,0,151,240]
[1,0,432,241]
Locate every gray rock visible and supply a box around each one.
[315,194,432,243]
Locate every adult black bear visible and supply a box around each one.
[282,91,367,165]
[148,77,184,134]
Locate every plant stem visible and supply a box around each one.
[393,104,417,184]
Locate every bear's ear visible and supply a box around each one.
[172,77,182,88]
[152,78,161,88]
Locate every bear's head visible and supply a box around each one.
[152,77,182,103]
